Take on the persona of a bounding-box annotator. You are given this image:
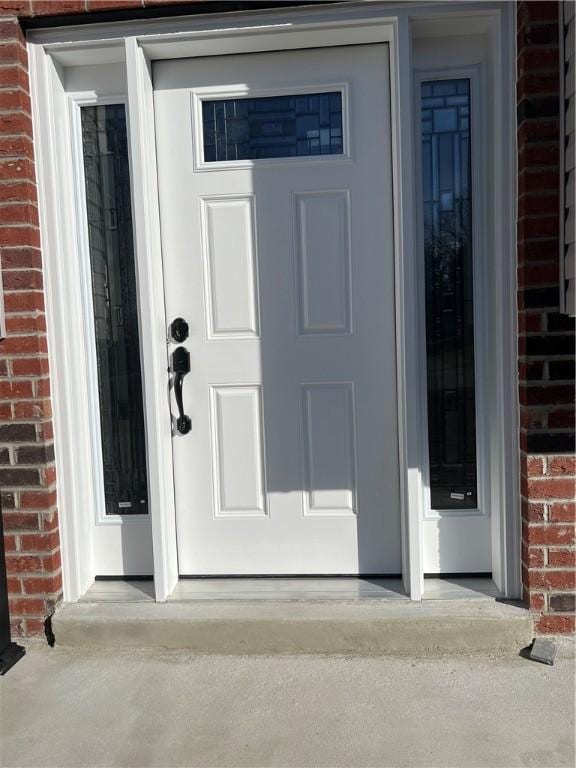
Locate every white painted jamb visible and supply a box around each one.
[125,38,179,601]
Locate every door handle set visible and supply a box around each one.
[169,318,191,435]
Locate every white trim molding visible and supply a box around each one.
[27,0,520,602]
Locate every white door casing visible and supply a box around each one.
[57,65,156,579]
[154,44,402,575]
[414,35,493,574]
[28,2,520,600]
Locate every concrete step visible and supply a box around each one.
[52,599,533,656]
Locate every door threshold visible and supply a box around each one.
[79,576,504,603]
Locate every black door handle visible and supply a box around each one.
[172,346,191,435]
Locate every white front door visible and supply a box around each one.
[154,45,401,575]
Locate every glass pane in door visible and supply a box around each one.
[421,79,478,511]
[81,104,148,516]
[202,91,344,161]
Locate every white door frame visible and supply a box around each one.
[27,0,520,602]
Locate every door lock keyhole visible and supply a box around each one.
[170,317,189,343]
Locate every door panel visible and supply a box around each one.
[154,45,401,575]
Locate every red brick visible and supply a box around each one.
[0,65,29,91]
[5,315,46,335]
[22,575,61,595]
[3,534,17,552]
[40,510,59,532]
[548,549,576,568]
[518,168,560,196]
[42,463,56,486]
[9,597,46,616]
[517,119,560,145]
[528,591,545,611]
[13,399,51,420]
[0,335,45,355]
[519,215,559,240]
[0,403,12,419]
[517,73,560,101]
[37,421,53,441]
[529,570,576,589]
[23,618,47,635]
[41,549,61,572]
[0,225,40,248]
[0,2,32,14]
[0,246,42,269]
[528,478,576,501]
[35,377,50,397]
[536,614,576,634]
[0,182,37,205]
[0,134,34,158]
[522,500,546,522]
[0,111,33,136]
[3,290,44,313]
[18,531,59,552]
[549,502,576,523]
[518,193,559,217]
[0,43,27,68]
[5,553,42,573]
[0,202,39,227]
[2,267,42,290]
[518,2,559,25]
[519,312,545,333]
[10,356,49,376]
[0,93,30,118]
[521,386,574,406]
[525,524,575,546]
[518,261,559,287]
[548,456,576,476]
[9,617,24,637]
[523,543,545,567]
[0,157,34,183]
[2,512,39,531]
[31,1,87,13]
[526,456,545,477]
[517,238,559,264]
[518,47,561,75]
[6,576,21,594]
[20,490,57,509]
[520,409,547,430]
[0,379,33,399]
[548,410,575,429]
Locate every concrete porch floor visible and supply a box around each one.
[1,646,574,767]
[79,576,503,603]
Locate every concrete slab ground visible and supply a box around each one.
[1,646,574,768]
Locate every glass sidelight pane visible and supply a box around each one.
[202,91,344,162]
[421,79,478,510]
[80,104,148,516]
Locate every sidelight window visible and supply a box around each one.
[80,103,148,516]
[420,78,478,511]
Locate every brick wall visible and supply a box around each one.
[517,1,576,634]
[0,10,60,638]
[0,0,574,636]
[0,0,205,640]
